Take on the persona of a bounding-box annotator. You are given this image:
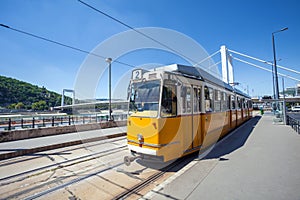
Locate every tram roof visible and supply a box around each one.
[156,64,250,98]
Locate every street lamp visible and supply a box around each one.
[272,27,288,100]
[105,57,113,121]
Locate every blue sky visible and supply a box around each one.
[1,0,300,99]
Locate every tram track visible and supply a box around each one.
[0,144,127,184]
[112,153,197,200]
[0,136,126,168]
[1,132,198,200]
[23,162,125,200]
[0,136,129,199]
[0,137,126,180]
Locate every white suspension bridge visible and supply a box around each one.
[56,45,300,110]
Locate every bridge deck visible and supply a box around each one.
[144,112,300,200]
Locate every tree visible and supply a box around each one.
[15,102,24,109]
[32,100,48,111]
[7,103,16,109]
[0,75,73,109]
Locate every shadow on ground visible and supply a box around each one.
[204,116,261,160]
[136,116,261,172]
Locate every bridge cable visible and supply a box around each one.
[232,56,300,82]
[228,49,300,75]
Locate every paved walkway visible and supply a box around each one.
[144,112,300,200]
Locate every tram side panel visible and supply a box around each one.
[201,112,227,150]
[192,114,202,150]
[220,110,231,138]
[230,109,237,130]
[237,109,243,126]
[157,117,183,162]
[158,114,202,161]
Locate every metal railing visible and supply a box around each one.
[0,113,128,131]
[286,115,300,134]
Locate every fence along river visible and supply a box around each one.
[0,111,128,131]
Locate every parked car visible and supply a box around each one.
[291,106,300,112]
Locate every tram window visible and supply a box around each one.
[129,80,160,117]
[205,86,214,112]
[182,86,186,113]
[161,84,177,117]
[222,92,228,111]
[214,90,221,112]
[237,97,242,109]
[198,87,202,112]
[181,86,191,114]
[227,94,231,110]
[242,98,244,109]
[186,87,191,113]
[193,87,202,113]
[249,100,253,109]
[241,98,244,109]
[193,88,198,113]
[231,95,236,110]
[244,99,247,109]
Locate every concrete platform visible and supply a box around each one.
[144,112,300,200]
[0,126,126,160]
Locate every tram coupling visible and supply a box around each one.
[124,155,143,166]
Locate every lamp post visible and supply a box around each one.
[105,57,113,121]
[272,27,288,100]
[272,62,275,99]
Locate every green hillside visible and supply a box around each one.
[0,75,71,110]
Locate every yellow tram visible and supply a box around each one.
[125,64,252,164]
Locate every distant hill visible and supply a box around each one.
[0,75,71,110]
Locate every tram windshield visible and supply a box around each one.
[129,80,160,117]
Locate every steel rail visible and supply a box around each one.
[23,162,124,200]
[0,143,127,183]
[112,155,195,200]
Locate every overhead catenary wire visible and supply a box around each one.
[77,0,201,65]
[204,60,222,78]
[3,21,298,86]
[193,50,220,67]
[232,56,300,82]
[207,60,222,70]
[0,23,135,68]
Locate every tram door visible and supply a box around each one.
[182,85,193,152]
[182,85,202,152]
[192,86,202,149]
